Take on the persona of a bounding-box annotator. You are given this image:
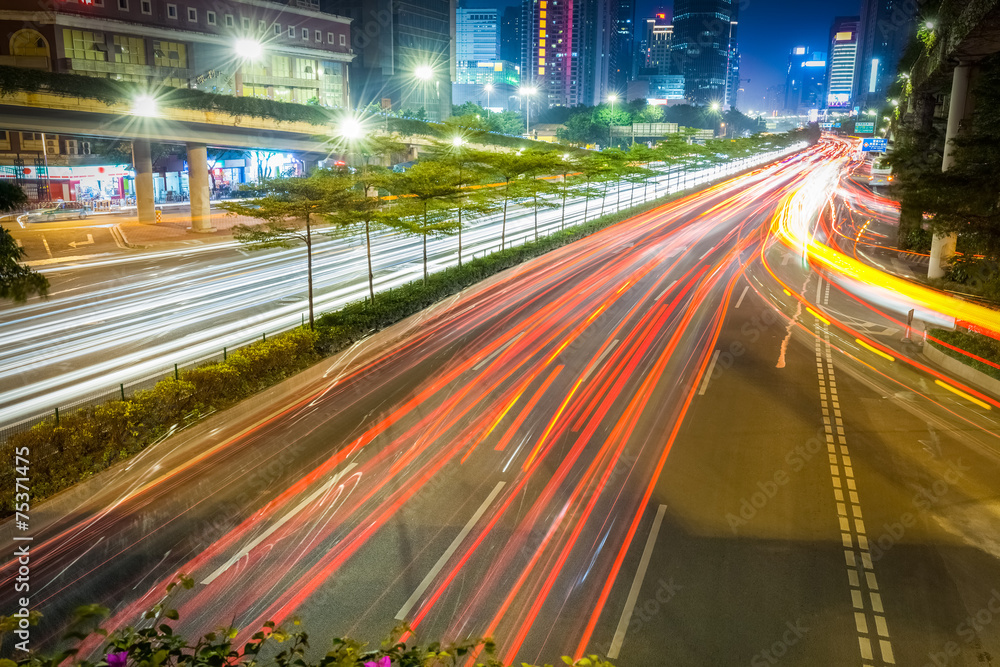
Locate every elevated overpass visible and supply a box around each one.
[0,90,437,230]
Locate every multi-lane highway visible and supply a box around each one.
[0,148,790,430]
[3,138,1000,666]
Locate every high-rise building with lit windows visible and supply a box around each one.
[855,0,916,109]
[825,16,860,110]
[671,0,738,106]
[521,0,615,107]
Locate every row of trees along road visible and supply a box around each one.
[219,128,813,328]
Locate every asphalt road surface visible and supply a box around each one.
[3,139,1000,667]
[0,149,788,429]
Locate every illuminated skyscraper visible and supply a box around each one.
[825,16,860,110]
[856,0,917,109]
[522,0,615,107]
[671,0,738,106]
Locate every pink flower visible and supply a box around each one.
[363,657,391,667]
[106,652,128,667]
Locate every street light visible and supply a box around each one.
[452,136,465,147]
[484,83,494,114]
[233,38,263,97]
[520,85,537,137]
[710,102,720,112]
[336,116,365,141]
[607,93,619,146]
[131,94,158,117]
[414,65,438,119]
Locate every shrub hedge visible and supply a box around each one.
[928,328,1000,381]
[0,329,319,512]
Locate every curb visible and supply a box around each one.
[111,223,144,249]
[922,342,1000,399]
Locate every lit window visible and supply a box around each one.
[540,11,546,18]
[539,39,545,46]
[539,20,545,27]
[538,66,545,74]
[540,1,546,6]
[538,48,545,55]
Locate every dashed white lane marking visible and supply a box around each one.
[42,235,52,257]
[814,322,895,665]
[656,280,678,301]
[607,504,668,660]
[735,285,750,309]
[396,480,506,620]
[202,463,358,585]
[698,350,721,395]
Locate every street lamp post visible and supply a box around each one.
[521,85,536,137]
[607,93,618,147]
[233,38,264,97]
[415,64,434,119]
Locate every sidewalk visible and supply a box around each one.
[116,210,258,248]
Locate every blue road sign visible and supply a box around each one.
[862,138,888,152]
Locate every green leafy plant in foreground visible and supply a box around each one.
[0,577,614,667]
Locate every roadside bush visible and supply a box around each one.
[0,580,615,667]
[0,330,319,512]
[929,328,1000,381]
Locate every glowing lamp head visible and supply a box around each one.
[337,117,364,140]
[414,65,434,81]
[607,93,618,103]
[234,38,263,61]
[452,136,465,147]
[924,20,935,30]
[131,94,158,117]
[521,86,536,96]
[484,83,494,92]
[710,102,720,111]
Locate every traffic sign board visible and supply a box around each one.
[862,138,888,152]
[855,121,875,134]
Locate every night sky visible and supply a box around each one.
[465,0,863,110]
[636,0,862,109]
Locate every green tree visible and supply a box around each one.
[480,151,536,248]
[0,182,49,303]
[433,141,498,266]
[387,161,461,283]
[518,150,561,241]
[331,134,409,301]
[219,170,351,329]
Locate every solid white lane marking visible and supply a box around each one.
[655,280,678,301]
[473,332,525,371]
[202,463,358,585]
[395,480,506,620]
[698,350,721,395]
[607,504,668,660]
[580,339,620,385]
[735,285,750,309]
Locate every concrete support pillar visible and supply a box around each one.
[186,142,215,233]
[132,138,155,225]
[928,64,974,279]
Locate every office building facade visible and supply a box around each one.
[826,16,860,110]
[323,0,454,120]
[784,46,827,113]
[521,0,615,107]
[0,0,353,106]
[855,0,917,109]
[671,0,739,106]
[457,7,499,61]
[500,6,522,64]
